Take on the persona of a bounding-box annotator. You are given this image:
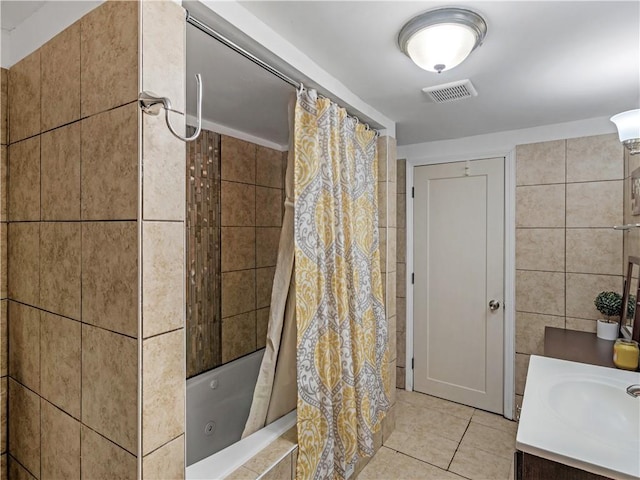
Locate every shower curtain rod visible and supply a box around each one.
[185,11,380,135]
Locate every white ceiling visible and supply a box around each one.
[238,1,640,146]
[1,1,46,30]
[2,1,638,147]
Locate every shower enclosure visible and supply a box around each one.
[185,124,288,466]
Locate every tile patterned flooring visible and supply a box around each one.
[359,389,518,480]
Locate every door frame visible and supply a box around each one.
[404,149,516,420]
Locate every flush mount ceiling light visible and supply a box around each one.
[398,7,487,74]
[611,109,640,155]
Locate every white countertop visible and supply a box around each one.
[516,355,640,480]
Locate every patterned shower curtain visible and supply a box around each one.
[294,89,390,480]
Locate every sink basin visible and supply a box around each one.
[517,356,640,480]
[546,375,639,449]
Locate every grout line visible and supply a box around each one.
[142,326,184,342]
[79,53,84,476]
[81,421,138,458]
[516,225,624,229]
[564,140,568,330]
[383,446,458,476]
[6,299,139,340]
[7,219,139,224]
[37,162,42,480]
[516,268,622,277]
[141,432,184,459]
[4,100,140,148]
[7,453,40,480]
[516,178,624,188]
[253,141,258,351]
[222,178,282,191]
[446,412,473,471]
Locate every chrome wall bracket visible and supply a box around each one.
[138,73,202,142]
[613,223,640,231]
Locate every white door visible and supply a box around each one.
[413,158,504,413]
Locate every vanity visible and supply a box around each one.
[515,252,640,479]
[515,330,640,480]
[543,327,616,368]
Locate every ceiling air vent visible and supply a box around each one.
[422,79,478,103]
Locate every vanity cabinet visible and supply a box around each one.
[543,327,616,368]
[515,452,611,480]
[515,329,621,479]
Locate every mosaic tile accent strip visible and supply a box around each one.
[186,130,221,378]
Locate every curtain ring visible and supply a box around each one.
[297,83,305,96]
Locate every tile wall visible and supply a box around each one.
[6,2,140,478]
[1,66,8,476]
[623,147,640,335]
[624,149,640,260]
[396,159,406,389]
[185,131,286,378]
[139,1,186,477]
[4,1,188,478]
[186,130,222,377]
[353,135,398,477]
[219,135,285,365]
[514,134,624,408]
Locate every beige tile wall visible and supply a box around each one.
[186,130,221,376]
[140,1,187,477]
[623,148,640,336]
[396,159,407,389]
[220,135,286,364]
[624,149,640,263]
[1,66,8,475]
[353,135,398,478]
[515,134,624,406]
[3,2,188,478]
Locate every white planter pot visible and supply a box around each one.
[596,320,619,341]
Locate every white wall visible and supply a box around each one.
[1,29,10,67]
[1,1,104,68]
[398,115,616,165]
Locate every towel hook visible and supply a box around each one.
[138,73,202,142]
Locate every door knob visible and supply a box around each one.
[489,300,500,311]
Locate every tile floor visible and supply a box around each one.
[359,389,518,480]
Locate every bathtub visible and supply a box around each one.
[186,349,297,479]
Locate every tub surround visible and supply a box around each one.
[1,66,8,476]
[185,131,286,378]
[188,411,297,479]
[219,135,285,365]
[186,130,222,377]
[4,1,187,478]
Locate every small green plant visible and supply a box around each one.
[594,291,636,322]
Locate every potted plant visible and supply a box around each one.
[594,291,635,340]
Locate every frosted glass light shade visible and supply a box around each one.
[406,24,477,73]
[398,8,487,74]
[611,109,640,142]
[611,109,640,155]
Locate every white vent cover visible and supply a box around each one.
[422,79,478,103]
